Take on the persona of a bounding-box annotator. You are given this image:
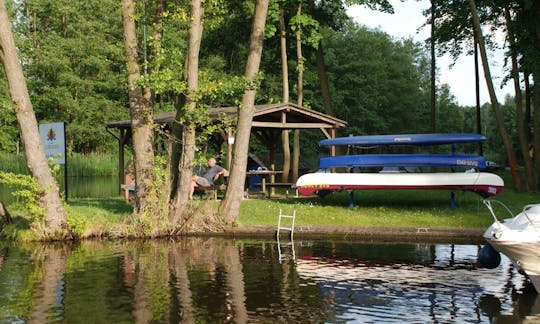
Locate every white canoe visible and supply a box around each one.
[295,172,504,197]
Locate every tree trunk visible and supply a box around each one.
[169,0,204,231]
[316,42,335,116]
[468,0,521,189]
[505,5,533,191]
[534,80,540,189]
[0,0,69,239]
[430,0,436,133]
[525,72,532,143]
[120,0,159,224]
[279,8,289,103]
[279,7,291,183]
[292,2,303,183]
[219,0,269,224]
[282,130,290,182]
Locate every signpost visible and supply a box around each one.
[39,122,67,200]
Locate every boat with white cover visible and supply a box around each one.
[482,200,540,292]
[296,172,504,197]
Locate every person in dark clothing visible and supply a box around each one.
[190,158,226,199]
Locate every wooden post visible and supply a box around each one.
[330,128,336,156]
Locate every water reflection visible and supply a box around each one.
[0,238,537,323]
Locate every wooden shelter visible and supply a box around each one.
[106,102,347,188]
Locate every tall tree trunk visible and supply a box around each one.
[169,0,204,231]
[120,0,159,224]
[468,0,521,189]
[505,5,533,191]
[0,0,70,239]
[534,80,540,189]
[430,0,436,133]
[279,7,291,183]
[219,0,269,224]
[525,72,532,143]
[282,131,290,182]
[315,43,335,116]
[280,8,289,104]
[292,2,303,183]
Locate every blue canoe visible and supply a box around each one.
[319,133,486,147]
[319,154,487,169]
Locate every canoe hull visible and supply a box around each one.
[319,133,486,147]
[296,172,504,197]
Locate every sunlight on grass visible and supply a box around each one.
[238,188,540,229]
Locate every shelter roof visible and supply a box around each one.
[105,102,347,130]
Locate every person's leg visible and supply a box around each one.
[190,178,197,199]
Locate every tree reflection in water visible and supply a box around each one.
[0,238,538,323]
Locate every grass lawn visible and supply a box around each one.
[237,188,540,229]
[3,184,539,240]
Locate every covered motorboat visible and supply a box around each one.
[482,200,540,292]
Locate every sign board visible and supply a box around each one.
[39,122,66,165]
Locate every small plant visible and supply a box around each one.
[0,172,43,220]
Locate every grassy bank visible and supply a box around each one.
[3,185,537,241]
[238,188,539,229]
[0,152,120,176]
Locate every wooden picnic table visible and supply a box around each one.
[246,170,294,197]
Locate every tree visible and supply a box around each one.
[0,0,70,239]
[220,0,270,224]
[120,0,160,227]
[15,0,128,153]
[168,0,204,230]
[468,0,521,189]
[504,4,533,190]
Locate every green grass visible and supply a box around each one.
[65,198,133,237]
[238,188,540,229]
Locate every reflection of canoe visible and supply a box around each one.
[319,154,487,169]
[296,172,504,197]
[319,133,486,147]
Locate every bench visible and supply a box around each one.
[193,184,227,200]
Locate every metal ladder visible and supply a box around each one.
[276,209,296,263]
[276,209,296,239]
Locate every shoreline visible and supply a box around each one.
[218,225,486,244]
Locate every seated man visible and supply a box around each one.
[190,157,227,199]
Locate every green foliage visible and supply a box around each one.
[0,68,19,153]
[0,172,43,220]
[12,0,129,154]
[317,23,430,135]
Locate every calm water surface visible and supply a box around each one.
[0,238,537,323]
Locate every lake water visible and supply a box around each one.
[0,238,537,323]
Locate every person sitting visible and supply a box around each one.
[190,157,227,199]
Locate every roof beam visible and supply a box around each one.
[252,121,335,129]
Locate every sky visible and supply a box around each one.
[346,0,513,107]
